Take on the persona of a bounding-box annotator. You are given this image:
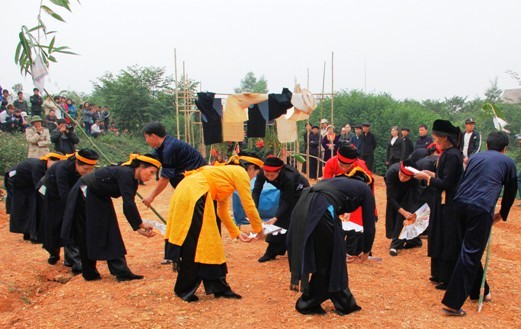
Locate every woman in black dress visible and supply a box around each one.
[61,154,159,281]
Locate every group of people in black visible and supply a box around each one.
[3,116,518,318]
[384,119,517,317]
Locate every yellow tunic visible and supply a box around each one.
[165,165,263,265]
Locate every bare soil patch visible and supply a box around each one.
[1,176,520,328]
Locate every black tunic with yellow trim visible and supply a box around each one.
[5,158,47,234]
[61,166,142,260]
[41,159,81,252]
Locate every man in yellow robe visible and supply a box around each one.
[165,153,265,301]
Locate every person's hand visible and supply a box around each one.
[493,212,503,225]
[414,171,431,180]
[238,232,252,242]
[255,230,265,240]
[400,209,414,220]
[403,213,417,226]
[358,252,370,263]
[138,223,156,238]
[463,157,469,165]
[142,195,154,207]
[265,217,278,225]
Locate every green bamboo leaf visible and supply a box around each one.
[48,55,57,62]
[54,46,71,50]
[19,31,33,63]
[49,0,72,12]
[49,36,56,52]
[28,24,44,32]
[54,50,78,55]
[41,5,66,22]
[14,42,22,64]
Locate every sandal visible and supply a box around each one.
[442,308,466,317]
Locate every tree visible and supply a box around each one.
[484,78,502,103]
[12,83,23,94]
[234,72,268,93]
[91,65,175,131]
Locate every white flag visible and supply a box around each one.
[31,54,49,91]
[493,116,510,133]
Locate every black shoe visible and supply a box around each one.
[389,248,398,256]
[116,273,144,282]
[215,291,242,299]
[336,304,362,316]
[23,233,31,241]
[48,255,59,265]
[72,265,83,274]
[429,277,440,284]
[181,294,199,302]
[435,283,448,290]
[299,306,327,315]
[258,254,276,263]
[403,241,422,249]
[84,275,102,281]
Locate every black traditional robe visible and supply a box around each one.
[61,166,142,260]
[288,178,376,293]
[427,147,463,282]
[41,159,81,253]
[253,165,309,255]
[384,163,421,240]
[5,158,47,235]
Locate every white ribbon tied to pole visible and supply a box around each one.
[31,54,49,91]
[493,116,510,133]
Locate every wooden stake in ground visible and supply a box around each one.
[478,230,492,312]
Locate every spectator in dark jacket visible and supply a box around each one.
[401,128,414,160]
[460,118,481,166]
[29,88,43,117]
[386,126,403,167]
[415,124,433,149]
[361,123,377,171]
[51,119,80,154]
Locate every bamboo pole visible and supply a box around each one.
[320,61,326,120]
[43,89,166,223]
[330,52,335,160]
[174,49,180,139]
[478,230,493,312]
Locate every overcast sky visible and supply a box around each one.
[2,0,521,101]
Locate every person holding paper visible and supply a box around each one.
[164,153,265,302]
[253,156,309,262]
[323,144,375,257]
[414,120,463,290]
[385,160,422,256]
[288,177,376,316]
[60,154,159,282]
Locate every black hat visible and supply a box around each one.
[337,144,358,164]
[57,118,67,124]
[361,122,371,127]
[432,119,460,137]
[75,148,100,165]
[401,127,410,132]
[465,118,476,124]
[263,156,284,172]
[354,124,363,129]
[311,125,319,129]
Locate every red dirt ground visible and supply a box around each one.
[1,176,520,328]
